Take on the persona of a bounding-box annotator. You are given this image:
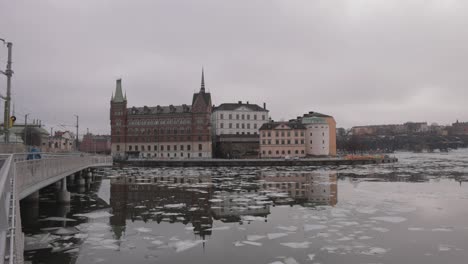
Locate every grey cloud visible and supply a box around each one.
[1,0,467,135]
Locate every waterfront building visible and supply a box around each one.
[211,101,269,136]
[259,111,337,158]
[211,101,269,158]
[47,131,74,152]
[110,71,212,159]
[450,120,468,136]
[259,121,306,158]
[298,111,337,156]
[79,133,111,154]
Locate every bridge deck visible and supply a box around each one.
[0,154,112,264]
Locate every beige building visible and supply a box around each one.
[259,121,306,158]
[47,131,75,152]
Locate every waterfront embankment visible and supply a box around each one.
[115,156,398,167]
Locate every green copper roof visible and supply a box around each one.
[112,79,125,102]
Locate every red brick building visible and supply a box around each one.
[110,71,212,159]
[79,133,111,154]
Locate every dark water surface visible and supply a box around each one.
[22,150,468,264]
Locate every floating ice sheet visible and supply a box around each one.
[280,242,310,249]
[267,233,288,240]
[134,227,152,233]
[207,226,231,231]
[277,226,298,232]
[370,216,407,223]
[39,217,77,222]
[304,224,327,231]
[247,235,265,241]
[74,211,113,219]
[242,241,262,246]
[170,240,204,252]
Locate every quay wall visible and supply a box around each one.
[115,157,398,167]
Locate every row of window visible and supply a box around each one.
[261,131,305,138]
[127,118,192,126]
[262,139,305,145]
[115,135,208,143]
[125,144,203,151]
[125,127,193,135]
[262,150,305,155]
[219,123,258,129]
[140,152,203,158]
[261,130,327,138]
[219,113,266,121]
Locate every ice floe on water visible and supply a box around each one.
[39,217,77,222]
[304,224,327,231]
[277,226,298,232]
[207,226,231,231]
[242,241,263,246]
[280,242,310,249]
[169,240,205,252]
[164,203,186,209]
[247,235,266,241]
[134,227,152,233]
[432,227,454,232]
[361,247,388,255]
[74,211,113,219]
[283,257,300,264]
[267,233,288,240]
[372,227,390,233]
[370,216,407,223]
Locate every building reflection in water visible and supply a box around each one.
[110,170,338,239]
[110,173,214,239]
[258,170,338,206]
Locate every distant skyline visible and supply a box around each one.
[1,0,467,135]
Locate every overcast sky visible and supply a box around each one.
[1,0,467,134]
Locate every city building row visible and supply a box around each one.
[351,120,468,137]
[110,70,337,159]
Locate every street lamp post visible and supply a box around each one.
[0,38,13,143]
[74,115,79,151]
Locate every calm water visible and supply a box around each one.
[22,149,468,264]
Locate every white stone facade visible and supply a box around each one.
[212,103,269,136]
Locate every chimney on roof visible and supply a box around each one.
[263,102,266,110]
[238,101,242,104]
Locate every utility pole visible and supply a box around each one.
[24,113,29,145]
[0,39,13,143]
[74,115,79,151]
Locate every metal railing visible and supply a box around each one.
[0,153,112,264]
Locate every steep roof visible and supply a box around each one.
[128,104,192,115]
[213,103,268,112]
[302,111,332,118]
[192,92,212,105]
[259,121,306,130]
[112,79,125,103]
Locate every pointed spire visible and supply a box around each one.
[200,68,205,93]
[113,79,125,102]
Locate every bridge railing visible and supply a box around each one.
[0,154,23,264]
[16,155,112,199]
[0,153,112,264]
